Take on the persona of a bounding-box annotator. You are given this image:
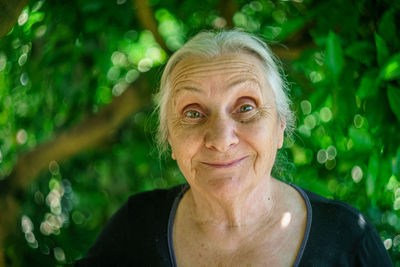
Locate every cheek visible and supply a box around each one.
[238,121,273,147]
[239,120,280,166]
[169,127,204,159]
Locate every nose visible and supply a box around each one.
[204,115,239,152]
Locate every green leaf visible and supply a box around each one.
[393,147,400,177]
[380,53,400,81]
[366,153,379,197]
[348,126,374,151]
[374,32,389,66]
[378,9,398,47]
[325,31,344,79]
[345,41,374,66]
[387,85,400,122]
[277,17,306,41]
[357,69,379,99]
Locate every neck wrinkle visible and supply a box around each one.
[186,178,279,232]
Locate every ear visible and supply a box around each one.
[277,119,286,149]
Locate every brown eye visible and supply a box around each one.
[238,104,254,113]
[184,110,203,118]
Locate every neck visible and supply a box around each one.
[185,177,281,232]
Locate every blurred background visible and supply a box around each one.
[0,0,399,265]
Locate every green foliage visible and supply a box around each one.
[388,85,400,122]
[0,0,400,265]
[325,31,343,81]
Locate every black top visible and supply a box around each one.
[76,184,392,266]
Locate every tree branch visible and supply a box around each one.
[132,0,170,54]
[0,77,151,265]
[2,77,150,195]
[0,0,29,39]
[219,0,238,28]
[271,41,317,60]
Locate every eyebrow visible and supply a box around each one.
[173,76,262,97]
[172,86,203,98]
[227,76,262,90]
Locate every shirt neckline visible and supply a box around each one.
[167,183,312,267]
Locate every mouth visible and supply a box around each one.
[201,156,248,168]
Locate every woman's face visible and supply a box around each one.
[167,53,285,199]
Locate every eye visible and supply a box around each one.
[237,104,254,113]
[184,109,203,118]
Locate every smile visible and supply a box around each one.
[201,156,248,168]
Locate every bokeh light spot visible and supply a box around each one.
[16,129,28,145]
[272,10,286,24]
[325,159,336,170]
[112,81,128,96]
[298,125,311,137]
[35,25,47,38]
[20,72,29,85]
[18,53,28,66]
[107,66,120,81]
[21,215,34,233]
[166,36,184,51]
[354,114,364,128]
[300,100,312,115]
[395,188,400,199]
[111,51,127,66]
[54,247,65,262]
[327,145,337,160]
[25,232,35,243]
[304,114,316,129]
[125,69,139,83]
[250,1,263,11]
[233,12,247,28]
[0,53,6,71]
[351,165,363,183]
[146,47,162,63]
[213,17,227,29]
[309,71,323,83]
[384,238,393,250]
[320,107,332,122]
[263,26,281,39]
[18,9,29,26]
[72,210,85,225]
[49,160,60,175]
[138,58,153,72]
[317,149,328,164]
[394,198,400,210]
[32,0,44,12]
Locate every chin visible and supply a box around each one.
[200,174,250,201]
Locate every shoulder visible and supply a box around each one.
[303,188,368,233]
[298,187,392,266]
[75,184,187,266]
[125,183,186,216]
[107,183,186,232]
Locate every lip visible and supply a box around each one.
[201,156,248,168]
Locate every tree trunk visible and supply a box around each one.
[0,0,29,38]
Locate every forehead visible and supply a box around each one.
[169,53,267,93]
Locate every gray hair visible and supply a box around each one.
[154,30,295,156]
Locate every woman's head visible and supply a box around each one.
[155,30,294,156]
[165,51,288,198]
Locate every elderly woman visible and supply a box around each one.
[76,30,392,266]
